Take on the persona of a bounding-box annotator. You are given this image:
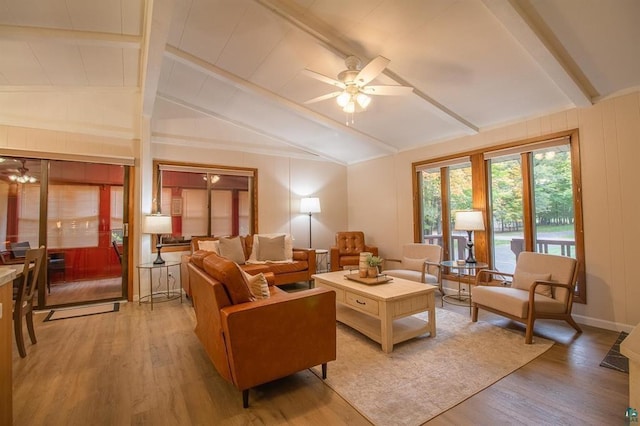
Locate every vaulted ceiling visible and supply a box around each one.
[1,0,639,164]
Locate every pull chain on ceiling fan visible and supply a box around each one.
[302,55,413,122]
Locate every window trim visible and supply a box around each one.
[413,129,586,304]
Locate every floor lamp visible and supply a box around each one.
[454,210,485,263]
[300,197,321,248]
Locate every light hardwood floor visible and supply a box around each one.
[46,277,122,306]
[12,289,629,425]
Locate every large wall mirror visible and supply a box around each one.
[152,161,258,252]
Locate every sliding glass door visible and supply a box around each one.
[1,155,130,308]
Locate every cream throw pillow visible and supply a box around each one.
[512,271,552,297]
[248,233,293,263]
[240,269,270,299]
[198,240,220,254]
[218,236,246,265]
[403,257,426,271]
[258,235,286,261]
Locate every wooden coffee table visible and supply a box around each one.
[312,270,436,353]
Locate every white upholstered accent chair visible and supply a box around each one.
[383,243,443,300]
[471,251,582,344]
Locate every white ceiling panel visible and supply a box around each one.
[162,60,208,104]
[66,0,128,34]
[173,0,247,64]
[529,0,640,97]
[29,43,86,85]
[215,2,292,79]
[0,0,71,28]
[79,46,125,86]
[0,41,48,84]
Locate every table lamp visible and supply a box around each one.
[454,210,485,263]
[143,213,173,264]
[300,197,321,248]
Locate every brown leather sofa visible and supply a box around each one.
[330,231,378,271]
[188,250,336,407]
[181,235,316,297]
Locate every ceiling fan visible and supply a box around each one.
[302,55,413,113]
[0,158,37,183]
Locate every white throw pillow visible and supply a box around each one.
[248,233,293,263]
[198,240,220,254]
[240,268,270,299]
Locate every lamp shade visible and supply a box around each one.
[454,210,485,231]
[142,214,173,234]
[300,197,321,214]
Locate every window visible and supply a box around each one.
[153,161,258,251]
[47,184,100,248]
[414,130,586,303]
[416,159,472,262]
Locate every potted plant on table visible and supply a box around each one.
[366,254,384,278]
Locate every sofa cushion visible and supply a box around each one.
[240,268,270,299]
[472,286,565,318]
[262,261,309,275]
[258,234,287,261]
[218,236,246,265]
[512,271,552,297]
[202,252,254,304]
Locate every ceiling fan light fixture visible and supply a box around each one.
[343,101,355,113]
[356,93,371,109]
[9,174,36,184]
[336,92,351,108]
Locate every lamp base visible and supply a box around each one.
[465,231,477,263]
[153,243,165,264]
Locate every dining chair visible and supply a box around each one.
[13,246,45,358]
[112,241,123,264]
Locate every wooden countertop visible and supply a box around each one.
[0,266,17,286]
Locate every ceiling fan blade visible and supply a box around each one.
[301,69,345,89]
[355,56,390,86]
[304,91,343,104]
[361,85,414,96]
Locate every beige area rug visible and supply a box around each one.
[312,309,553,425]
[44,302,120,321]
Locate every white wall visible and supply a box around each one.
[347,91,640,330]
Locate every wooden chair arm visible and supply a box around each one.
[475,269,514,286]
[528,280,575,303]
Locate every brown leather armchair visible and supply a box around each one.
[330,231,378,271]
[188,251,336,407]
